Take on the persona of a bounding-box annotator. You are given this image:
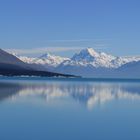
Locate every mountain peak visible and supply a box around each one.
[31,52,70,67]
[83,47,99,57]
[39,52,53,59]
[71,48,99,61]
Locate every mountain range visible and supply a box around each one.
[0,48,73,77]
[14,47,140,79]
[0,48,140,78]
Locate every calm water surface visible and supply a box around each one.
[0,78,140,140]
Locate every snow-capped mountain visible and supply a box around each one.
[14,47,140,78]
[55,48,140,78]
[33,53,69,67]
[16,53,69,71]
[16,48,140,69]
[69,47,116,68]
[0,48,72,77]
[111,56,140,68]
[59,48,140,68]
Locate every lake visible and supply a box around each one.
[0,77,140,140]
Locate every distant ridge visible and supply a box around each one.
[0,48,74,77]
[8,48,140,78]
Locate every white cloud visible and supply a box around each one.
[6,42,109,56]
[5,38,110,56]
[42,38,110,43]
[6,46,85,55]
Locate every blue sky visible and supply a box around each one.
[0,0,140,57]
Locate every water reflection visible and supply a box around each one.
[0,81,140,109]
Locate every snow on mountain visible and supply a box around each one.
[16,48,140,69]
[17,53,69,66]
[111,56,140,68]
[16,52,70,71]
[17,56,36,64]
[61,48,140,68]
[71,48,116,68]
[55,48,140,78]
[12,47,140,78]
[0,49,73,77]
[10,54,47,71]
[33,53,69,67]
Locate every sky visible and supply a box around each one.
[0,0,140,57]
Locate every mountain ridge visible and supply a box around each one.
[0,48,75,77]
[8,48,140,78]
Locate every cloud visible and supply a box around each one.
[6,42,109,56]
[44,39,109,43]
[5,38,110,56]
[6,46,85,55]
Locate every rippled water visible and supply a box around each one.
[0,78,140,140]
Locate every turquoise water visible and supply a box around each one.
[0,78,140,140]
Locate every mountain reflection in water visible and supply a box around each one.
[0,80,140,109]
